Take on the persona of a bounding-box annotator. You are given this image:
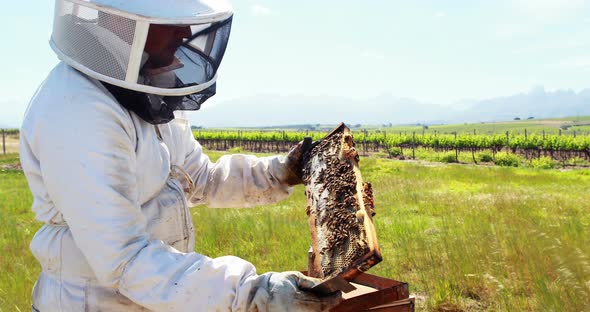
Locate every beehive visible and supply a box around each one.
[303,123,382,284]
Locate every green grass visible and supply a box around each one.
[361,159,590,310]
[1,152,590,311]
[0,154,39,311]
[387,147,590,168]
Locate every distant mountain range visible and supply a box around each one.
[193,86,590,128]
[2,86,589,129]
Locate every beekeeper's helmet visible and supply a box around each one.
[50,0,233,96]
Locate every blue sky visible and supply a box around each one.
[1,0,589,127]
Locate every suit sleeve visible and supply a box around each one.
[180,124,294,208]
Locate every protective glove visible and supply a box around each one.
[246,271,342,312]
[282,137,313,186]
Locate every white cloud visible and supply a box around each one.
[251,4,272,16]
[434,11,446,20]
[493,23,537,39]
[512,38,587,55]
[494,1,589,39]
[360,49,386,60]
[549,56,590,70]
[511,0,588,20]
[513,0,586,10]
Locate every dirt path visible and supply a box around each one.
[2,136,19,154]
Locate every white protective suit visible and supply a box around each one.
[19,62,303,311]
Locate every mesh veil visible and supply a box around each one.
[51,0,232,96]
[51,0,233,124]
[52,1,137,82]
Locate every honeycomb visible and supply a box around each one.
[303,124,381,280]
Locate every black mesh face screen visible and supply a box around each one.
[143,17,232,90]
[183,16,233,71]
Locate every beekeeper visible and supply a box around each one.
[20,0,341,311]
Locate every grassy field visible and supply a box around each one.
[376,116,590,136]
[196,116,590,136]
[1,152,590,311]
[0,154,38,311]
[379,147,590,169]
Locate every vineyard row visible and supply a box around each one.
[194,130,590,153]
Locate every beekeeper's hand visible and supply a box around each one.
[282,137,313,186]
[246,271,342,312]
